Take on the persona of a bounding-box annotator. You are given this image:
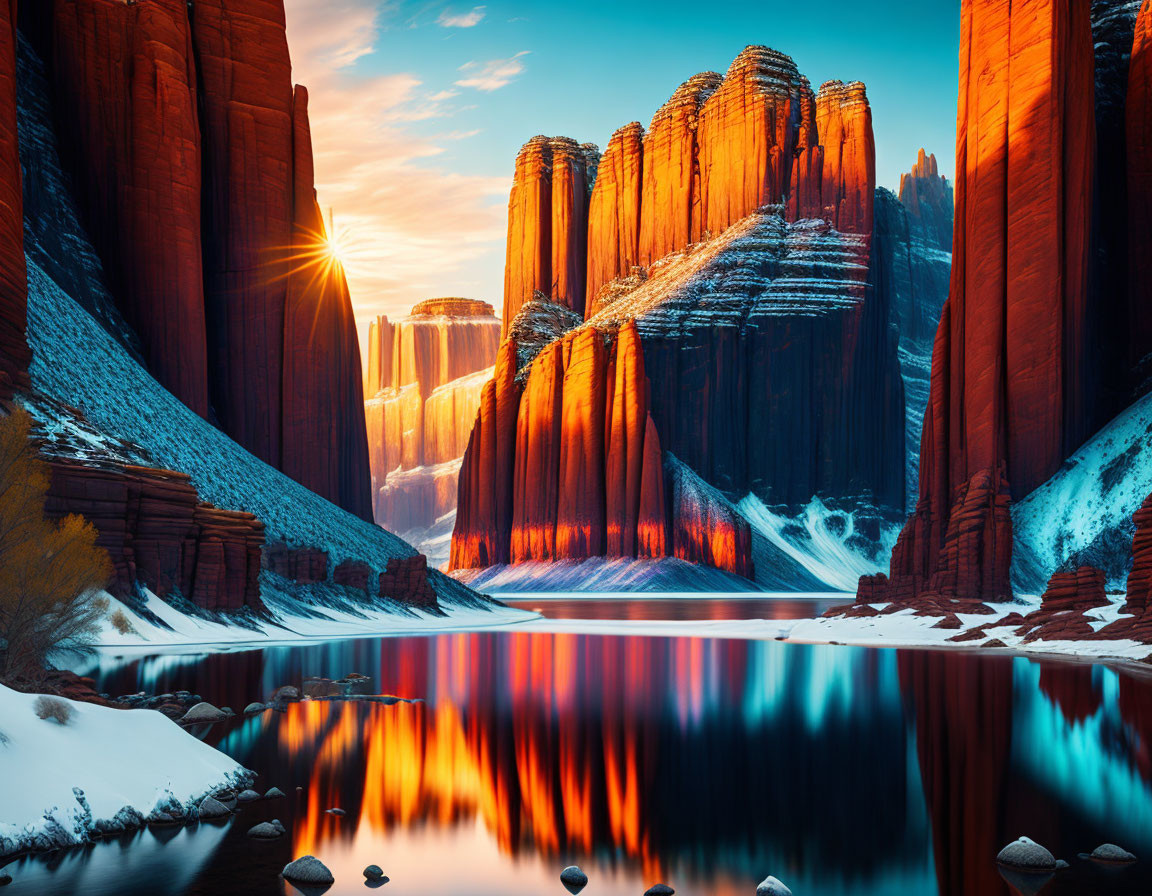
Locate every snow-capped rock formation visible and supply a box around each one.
[452,44,905,585]
[28,0,371,520]
[363,299,500,552]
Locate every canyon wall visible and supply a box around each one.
[27,0,371,520]
[873,151,953,506]
[363,299,500,539]
[502,137,599,330]
[0,0,26,399]
[863,0,1152,609]
[455,44,900,578]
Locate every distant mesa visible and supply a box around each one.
[409,297,496,318]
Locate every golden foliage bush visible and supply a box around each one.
[0,408,111,679]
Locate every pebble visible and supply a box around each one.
[560,865,588,894]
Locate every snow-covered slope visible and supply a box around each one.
[0,685,249,856]
[738,495,901,593]
[1012,390,1152,593]
[452,557,764,594]
[15,31,485,612]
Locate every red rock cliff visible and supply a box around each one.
[0,0,26,399]
[898,149,953,252]
[502,136,599,330]
[50,0,209,416]
[41,0,372,520]
[871,0,1097,605]
[586,122,644,311]
[453,319,670,570]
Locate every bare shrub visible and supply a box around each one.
[34,695,73,725]
[0,409,112,680]
[108,608,136,636]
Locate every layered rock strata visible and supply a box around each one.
[362,300,500,534]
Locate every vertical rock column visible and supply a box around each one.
[190,0,295,468]
[638,72,721,264]
[50,0,208,415]
[586,122,643,313]
[874,0,1096,604]
[697,47,806,239]
[812,80,875,235]
[0,0,26,398]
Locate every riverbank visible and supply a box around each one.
[0,684,251,858]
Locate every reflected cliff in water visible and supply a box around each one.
[28,626,1152,896]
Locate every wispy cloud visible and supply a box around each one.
[455,51,529,91]
[437,5,486,28]
[283,0,509,338]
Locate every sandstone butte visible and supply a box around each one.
[0,0,26,400]
[362,299,500,530]
[460,43,885,577]
[502,136,599,331]
[861,0,1097,608]
[506,46,879,333]
[39,0,371,520]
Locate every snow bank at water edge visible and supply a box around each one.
[451,557,765,593]
[86,581,538,651]
[0,685,250,857]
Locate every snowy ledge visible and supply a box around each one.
[0,685,252,857]
[507,602,1152,666]
[87,588,539,654]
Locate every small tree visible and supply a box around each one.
[0,408,111,680]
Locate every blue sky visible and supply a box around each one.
[284,0,961,334]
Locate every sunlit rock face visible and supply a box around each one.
[864,0,1152,613]
[26,0,372,519]
[0,0,27,400]
[502,137,600,330]
[866,0,1096,606]
[874,151,953,507]
[454,44,904,580]
[363,299,500,543]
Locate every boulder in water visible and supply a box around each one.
[997,837,1059,871]
[282,856,335,886]
[265,787,285,799]
[237,790,261,803]
[645,886,674,896]
[1089,844,1137,864]
[364,865,386,881]
[243,702,266,716]
[560,865,588,894]
[247,822,284,839]
[178,702,228,724]
[197,796,231,820]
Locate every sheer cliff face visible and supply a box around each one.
[455,44,900,577]
[0,0,26,399]
[502,137,600,331]
[363,300,500,535]
[29,0,371,520]
[871,0,1152,607]
[874,152,954,507]
[1130,0,1152,377]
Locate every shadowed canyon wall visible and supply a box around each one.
[454,45,900,577]
[364,299,500,538]
[0,0,26,401]
[20,0,372,520]
[864,0,1152,608]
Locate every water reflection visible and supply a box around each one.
[15,629,1152,895]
